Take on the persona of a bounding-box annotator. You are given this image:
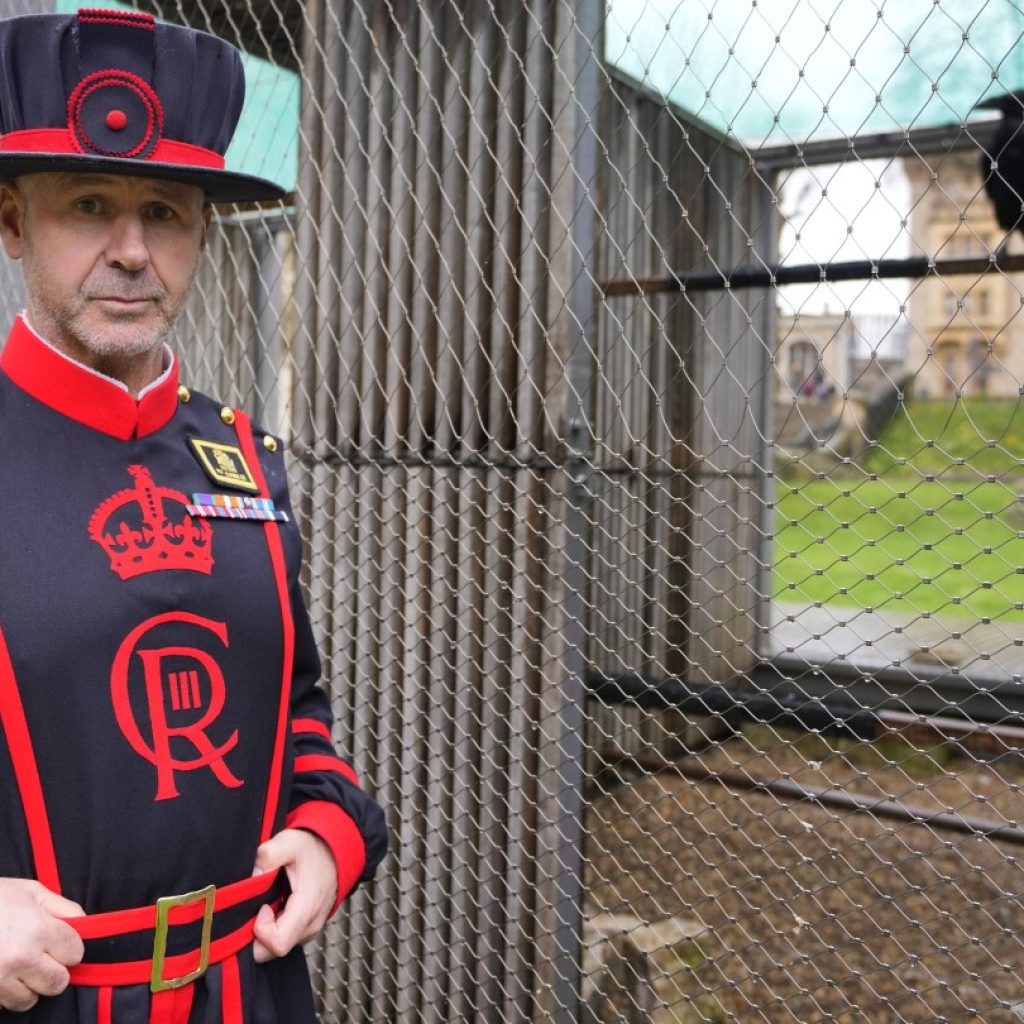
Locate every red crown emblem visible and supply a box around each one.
[88,466,214,580]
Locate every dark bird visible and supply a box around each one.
[979,90,1024,239]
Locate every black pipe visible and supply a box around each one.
[601,252,1024,297]
[586,671,879,740]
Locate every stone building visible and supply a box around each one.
[776,309,907,399]
[777,310,852,399]
[903,150,1024,399]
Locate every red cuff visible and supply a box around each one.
[286,801,367,915]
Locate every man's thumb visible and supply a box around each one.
[254,834,289,874]
[254,903,277,932]
[37,886,85,919]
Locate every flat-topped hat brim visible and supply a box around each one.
[0,151,285,203]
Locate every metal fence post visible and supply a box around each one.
[552,0,601,1019]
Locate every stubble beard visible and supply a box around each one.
[22,235,198,372]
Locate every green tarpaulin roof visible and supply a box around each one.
[606,0,1024,146]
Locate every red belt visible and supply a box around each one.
[64,869,281,992]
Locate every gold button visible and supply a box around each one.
[177,385,190,403]
[263,434,279,453]
[220,406,236,425]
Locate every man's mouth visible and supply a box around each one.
[91,296,160,310]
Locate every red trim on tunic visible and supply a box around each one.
[286,801,367,915]
[98,986,113,1024]
[294,753,360,788]
[0,315,178,440]
[291,717,331,741]
[220,954,243,1024]
[0,129,224,170]
[148,981,194,1024]
[232,412,294,843]
[0,625,61,892]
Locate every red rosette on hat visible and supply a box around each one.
[69,70,163,159]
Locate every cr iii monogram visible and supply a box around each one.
[110,612,243,803]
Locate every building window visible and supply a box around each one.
[971,338,990,395]
[789,341,818,397]
[935,341,959,396]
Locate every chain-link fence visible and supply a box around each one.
[10,0,1024,1019]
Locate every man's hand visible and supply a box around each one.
[0,879,84,1012]
[251,829,337,963]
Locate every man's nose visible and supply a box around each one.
[105,213,149,272]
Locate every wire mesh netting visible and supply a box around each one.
[10,0,1024,1020]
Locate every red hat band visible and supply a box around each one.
[0,128,226,171]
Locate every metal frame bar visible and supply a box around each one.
[588,671,1024,753]
[551,0,602,1017]
[753,656,1024,723]
[599,116,1008,298]
[753,118,999,172]
[602,252,1024,297]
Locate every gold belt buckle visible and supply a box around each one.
[150,884,216,993]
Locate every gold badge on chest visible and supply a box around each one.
[188,437,260,494]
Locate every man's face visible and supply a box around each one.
[0,171,210,378]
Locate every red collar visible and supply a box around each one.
[0,315,179,440]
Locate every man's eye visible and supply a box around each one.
[149,205,176,222]
[74,198,101,214]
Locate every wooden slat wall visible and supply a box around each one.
[175,7,771,1020]
[586,75,773,763]
[288,1,591,1020]
[686,138,772,686]
[177,213,294,435]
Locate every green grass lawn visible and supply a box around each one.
[775,398,1024,619]
[774,476,1024,620]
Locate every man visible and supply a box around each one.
[0,9,387,1023]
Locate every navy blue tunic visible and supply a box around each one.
[0,315,387,1022]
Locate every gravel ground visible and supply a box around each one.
[585,726,1024,1023]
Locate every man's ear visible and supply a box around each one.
[0,180,26,260]
[199,203,212,254]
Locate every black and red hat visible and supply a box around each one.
[0,8,284,202]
